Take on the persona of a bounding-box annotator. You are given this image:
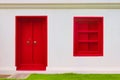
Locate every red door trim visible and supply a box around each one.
[15,16,47,70]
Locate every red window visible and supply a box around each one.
[73,17,103,56]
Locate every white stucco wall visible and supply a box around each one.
[0,0,120,3]
[0,9,120,73]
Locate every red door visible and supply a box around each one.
[16,16,47,70]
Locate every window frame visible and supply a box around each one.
[73,17,103,56]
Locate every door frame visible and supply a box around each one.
[15,16,47,70]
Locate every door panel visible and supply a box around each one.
[21,20,33,64]
[33,20,43,64]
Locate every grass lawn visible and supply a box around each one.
[26,73,120,80]
[1,73,120,80]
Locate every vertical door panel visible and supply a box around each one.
[21,21,33,64]
[33,20,43,64]
[42,19,47,66]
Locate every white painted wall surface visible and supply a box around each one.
[0,9,120,73]
[0,0,120,3]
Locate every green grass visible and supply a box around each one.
[26,73,120,80]
[1,73,120,80]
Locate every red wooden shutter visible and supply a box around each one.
[74,17,103,56]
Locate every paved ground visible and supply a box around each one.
[8,73,30,79]
[0,75,11,78]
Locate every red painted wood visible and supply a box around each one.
[33,19,43,64]
[74,17,103,56]
[16,16,47,70]
[17,64,46,71]
[42,19,48,66]
[21,20,33,64]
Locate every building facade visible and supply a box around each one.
[0,1,120,73]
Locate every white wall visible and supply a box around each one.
[0,9,120,73]
[0,0,120,3]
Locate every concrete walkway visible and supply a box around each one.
[0,75,10,78]
[8,73,30,79]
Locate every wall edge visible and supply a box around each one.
[0,3,120,9]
